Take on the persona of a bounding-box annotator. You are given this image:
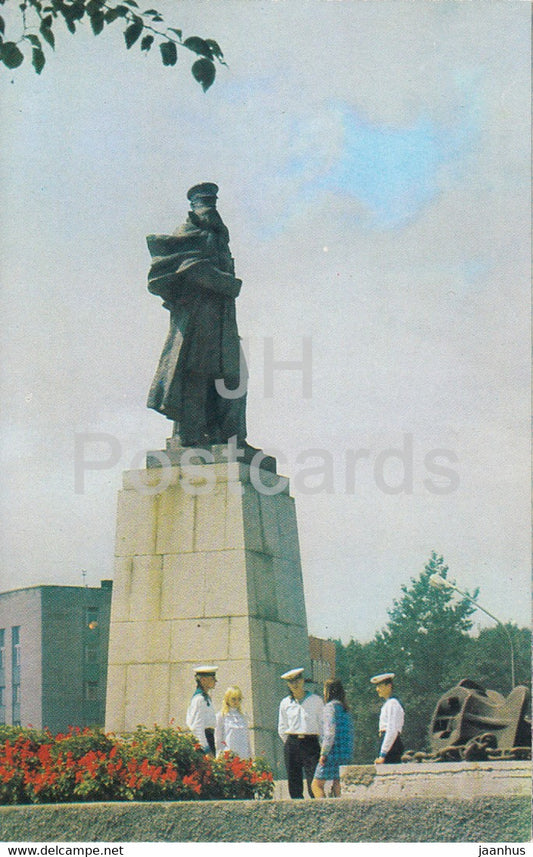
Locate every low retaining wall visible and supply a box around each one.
[1,795,530,843]
[341,761,531,800]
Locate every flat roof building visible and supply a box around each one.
[0,582,112,733]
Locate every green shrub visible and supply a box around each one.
[0,725,274,804]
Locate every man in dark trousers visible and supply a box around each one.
[278,667,324,798]
[370,672,405,764]
[186,665,218,755]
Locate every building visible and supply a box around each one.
[0,581,334,732]
[0,582,112,732]
[309,635,336,686]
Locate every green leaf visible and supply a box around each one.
[39,23,55,48]
[183,36,212,58]
[89,10,104,34]
[0,15,4,36]
[1,41,25,69]
[159,40,177,66]
[140,34,153,51]
[191,57,215,92]
[124,18,143,49]
[205,39,223,61]
[143,8,160,14]
[168,27,182,39]
[123,0,139,6]
[25,33,41,47]
[32,46,45,73]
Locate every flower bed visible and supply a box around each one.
[0,725,273,804]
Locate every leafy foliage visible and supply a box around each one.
[375,553,477,692]
[0,0,226,89]
[456,624,531,699]
[0,724,274,804]
[335,552,530,761]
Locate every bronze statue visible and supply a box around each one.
[146,183,248,447]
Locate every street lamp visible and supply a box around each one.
[428,572,515,690]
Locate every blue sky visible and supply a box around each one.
[0,0,530,642]
[283,96,480,230]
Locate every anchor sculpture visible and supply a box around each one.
[429,679,531,756]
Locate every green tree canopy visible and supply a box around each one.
[336,553,483,760]
[0,0,225,90]
[375,552,477,694]
[457,624,531,699]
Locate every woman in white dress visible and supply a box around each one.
[215,686,252,758]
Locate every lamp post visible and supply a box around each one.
[428,572,515,690]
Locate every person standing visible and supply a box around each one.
[215,686,252,758]
[186,665,218,755]
[370,672,405,764]
[278,667,324,799]
[311,679,354,798]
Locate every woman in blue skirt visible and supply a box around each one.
[311,679,354,798]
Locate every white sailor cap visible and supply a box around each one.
[193,665,218,675]
[281,667,304,681]
[370,672,395,684]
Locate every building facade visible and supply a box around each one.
[309,635,336,686]
[0,582,112,732]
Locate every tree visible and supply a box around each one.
[336,553,479,759]
[375,552,477,695]
[457,624,531,699]
[0,0,226,90]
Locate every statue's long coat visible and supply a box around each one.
[146,213,246,423]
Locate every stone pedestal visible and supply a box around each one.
[105,447,311,775]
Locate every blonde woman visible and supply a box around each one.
[215,686,252,758]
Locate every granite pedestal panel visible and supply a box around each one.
[105,449,311,775]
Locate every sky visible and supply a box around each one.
[0,0,531,643]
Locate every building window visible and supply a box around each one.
[84,681,98,701]
[312,658,332,686]
[0,629,5,670]
[84,646,98,665]
[12,626,21,725]
[12,626,20,667]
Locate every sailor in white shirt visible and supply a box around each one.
[278,667,324,798]
[370,672,405,764]
[186,665,218,755]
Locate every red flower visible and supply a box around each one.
[183,773,202,795]
[37,744,52,765]
[162,764,177,783]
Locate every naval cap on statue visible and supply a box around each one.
[187,182,219,203]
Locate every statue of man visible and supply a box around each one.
[146,183,248,448]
